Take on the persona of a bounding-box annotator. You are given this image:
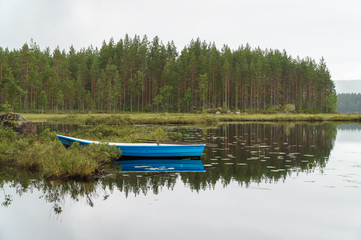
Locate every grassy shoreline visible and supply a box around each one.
[0,124,171,181]
[22,113,361,125]
[2,112,360,181]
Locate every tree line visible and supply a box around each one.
[0,35,337,113]
[337,93,361,113]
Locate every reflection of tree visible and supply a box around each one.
[101,174,177,197]
[179,123,337,189]
[1,123,337,214]
[0,168,100,215]
[336,124,361,131]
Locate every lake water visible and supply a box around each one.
[1,123,361,240]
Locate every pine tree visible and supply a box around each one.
[38,90,48,113]
[0,36,337,113]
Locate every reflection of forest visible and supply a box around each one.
[0,123,337,214]
[200,123,337,186]
[105,123,337,193]
[336,123,361,131]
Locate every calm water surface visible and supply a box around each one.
[1,123,361,240]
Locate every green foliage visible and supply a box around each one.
[325,92,337,113]
[42,142,121,179]
[0,126,121,180]
[0,124,17,141]
[57,90,64,110]
[149,128,167,141]
[0,37,336,113]
[38,90,48,113]
[198,73,208,109]
[1,76,25,111]
[38,128,57,143]
[337,93,361,113]
[154,85,173,111]
[0,103,11,113]
[182,88,194,112]
[153,94,163,112]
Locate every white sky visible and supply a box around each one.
[0,0,360,80]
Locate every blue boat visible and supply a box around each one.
[56,135,206,158]
[117,159,205,173]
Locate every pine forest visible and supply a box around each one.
[0,35,337,113]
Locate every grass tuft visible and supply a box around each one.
[0,126,121,180]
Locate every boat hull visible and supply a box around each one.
[56,135,206,158]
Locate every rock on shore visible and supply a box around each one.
[0,113,37,135]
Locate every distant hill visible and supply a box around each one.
[337,93,361,113]
[334,80,361,94]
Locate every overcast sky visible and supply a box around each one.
[0,0,360,80]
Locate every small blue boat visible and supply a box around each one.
[56,135,206,158]
[117,159,205,173]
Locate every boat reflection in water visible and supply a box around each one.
[116,159,206,173]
